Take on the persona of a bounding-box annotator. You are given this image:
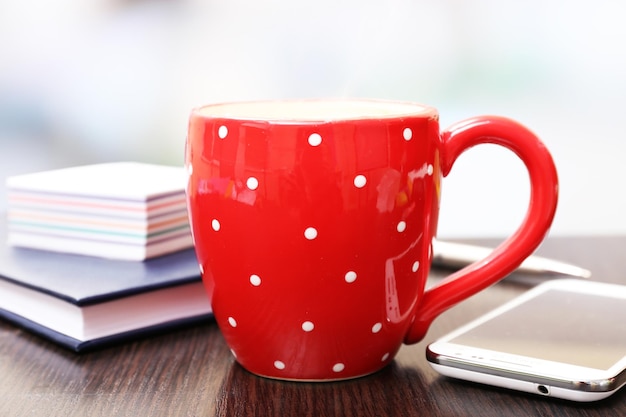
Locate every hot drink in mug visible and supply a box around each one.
[185,99,558,381]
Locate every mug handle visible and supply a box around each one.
[405,116,559,343]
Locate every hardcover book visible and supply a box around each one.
[0,219,212,352]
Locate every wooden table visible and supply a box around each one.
[1,236,624,416]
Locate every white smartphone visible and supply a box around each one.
[426,279,626,402]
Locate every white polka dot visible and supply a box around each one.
[218,125,228,139]
[228,317,237,327]
[212,219,221,231]
[199,264,204,275]
[302,321,315,332]
[372,322,383,333]
[403,128,413,141]
[427,164,434,175]
[412,261,420,273]
[308,133,322,146]
[396,221,407,233]
[186,163,193,176]
[344,271,357,283]
[274,360,286,370]
[230,349,238,358]
[381,352,390,361]
[246,176,259,190]
[353,174,367,188]
[304,227,318,240]
[250,274,261,286]
[332,363,345,372]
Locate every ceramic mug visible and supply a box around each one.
[185,99,558,381]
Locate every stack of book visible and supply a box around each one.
[6,162,193,260]
[0,162,212,351]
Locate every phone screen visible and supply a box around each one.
[446,289,626,370]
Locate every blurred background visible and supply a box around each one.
[1,0,625,238]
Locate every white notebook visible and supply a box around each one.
[6,162,193,260]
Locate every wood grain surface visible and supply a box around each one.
[1,236,624,416]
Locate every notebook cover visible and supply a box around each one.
[0,307,213,352]
[0,218,202,306]
[6,162,188,201]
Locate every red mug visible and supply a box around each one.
[185,99,558,381]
